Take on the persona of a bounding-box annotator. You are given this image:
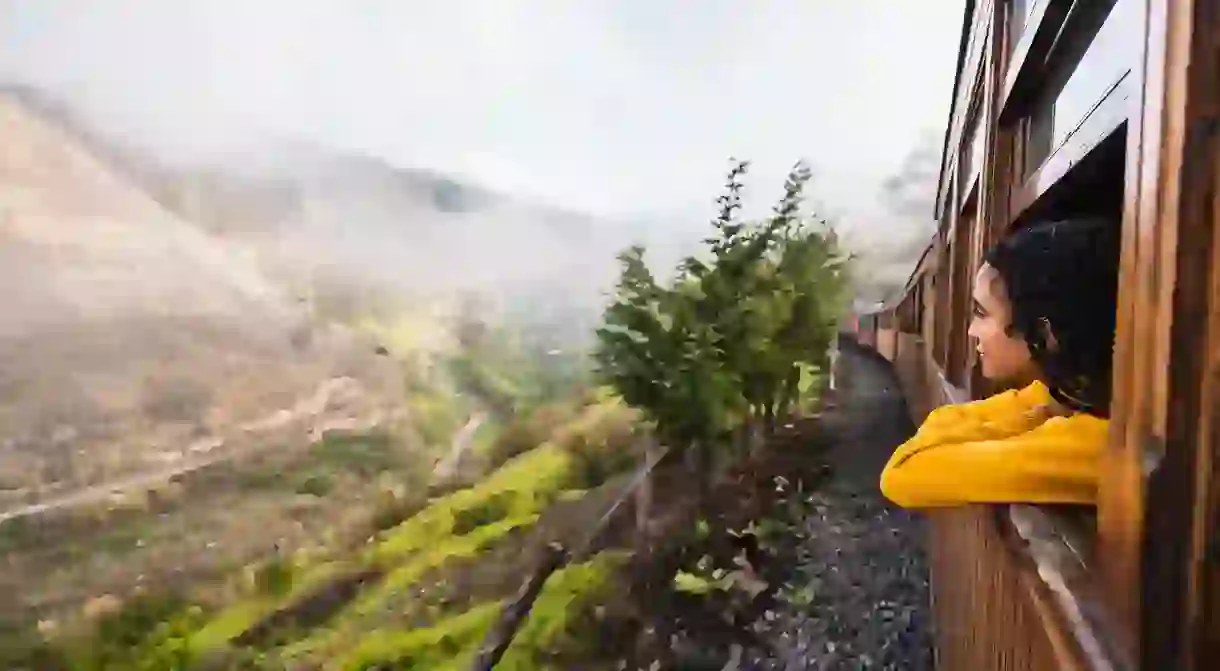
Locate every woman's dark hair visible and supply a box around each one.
[984,218,1121,417]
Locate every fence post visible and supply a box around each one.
[635,440,656,551]
[469,542,567,671]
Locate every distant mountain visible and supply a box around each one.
[0,85,635,326]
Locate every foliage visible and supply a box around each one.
[62,593,208,671]
[336,552,625,671]
[253,557,296,599]
[0,623,71,671]
[409,386,466,448]
[296,473,336,497]
[447,305,592,421]
[451,491,513,535]
[551,401,643,489]
[594,159,849,481]
[338,601,502,670]
[309,432,402,477]
[486,402,580,468]
[368,444,573,565]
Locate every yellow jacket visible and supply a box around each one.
[879,381,1108,508]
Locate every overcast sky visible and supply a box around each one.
[0,1,964,227]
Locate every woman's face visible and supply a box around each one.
[968,263,1036,381]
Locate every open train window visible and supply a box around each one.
[1012,121,1126,228]
[991,118,1127,618]
[1000,0,1132,195]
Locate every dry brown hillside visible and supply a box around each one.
[0,95,403,509]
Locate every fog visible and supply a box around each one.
[0,1,965,314]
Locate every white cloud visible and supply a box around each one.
[0,0,964,224]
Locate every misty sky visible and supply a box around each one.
[0,1,964,227]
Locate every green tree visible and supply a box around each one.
[594,158,849,488]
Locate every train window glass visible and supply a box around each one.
[1009,0,1034,48]
[953,8,989,141]
[1047,0,1136,152]
[960,99,985,201]
[1023,0,1136,177]
[969,116,985,191]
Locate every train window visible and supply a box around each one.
[968,113,985,194]
[1016,121,1126,226]
[960,97,985,202]
[1009,0,1035,48]
[1022,0,1137,177]
[951,6,990,150]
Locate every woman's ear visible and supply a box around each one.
[1038,317,1060,353]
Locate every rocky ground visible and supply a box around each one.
[628,340,934,671]
[738,343,932,670]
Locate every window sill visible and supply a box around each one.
[1001,504,1133,670]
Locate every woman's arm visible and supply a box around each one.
[917,381,1051,436]
[891,382,1053,464]
[879,415,1106,508]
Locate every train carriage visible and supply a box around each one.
[853,0,1220,668]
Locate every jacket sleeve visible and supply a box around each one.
[879,416,1104,508]
[917,382,1049,436]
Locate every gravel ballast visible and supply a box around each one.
[693,342,934,671]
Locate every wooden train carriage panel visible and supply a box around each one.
[921,271,936,348]
[935,198,955,370]
[858,1,1219,667]
[1105,1,1220,667]
[947,198,979,389]
[916,0,1153,669]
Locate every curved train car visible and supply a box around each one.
[851,1,1220,669]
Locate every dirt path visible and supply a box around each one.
[0,376,377,525]
[430,411,487,484]
[737,339,934,670]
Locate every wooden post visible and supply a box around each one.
[469,543,567,671]
[635,440,656,551]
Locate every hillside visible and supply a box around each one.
[2,85,648,333]
[0,91,407,524]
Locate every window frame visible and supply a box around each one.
[1008,0,1137,217]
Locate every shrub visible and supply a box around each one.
[450,491,512,535]
[252,557,295,598]
[0,624,70,671]
[368,489,424,534]
[486,402,576,469]
[555,403,643,489]
[310,432,399,477]
[296,473,335,497]
[66,593,205,670]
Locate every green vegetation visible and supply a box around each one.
[22,158,847,670]
[36,391,642,670]
[336,552,625,671]
[308,432,403,477]
[594,159,849,488]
